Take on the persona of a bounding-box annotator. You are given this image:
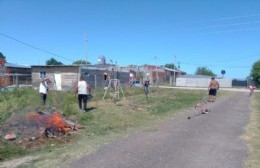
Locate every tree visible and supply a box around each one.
[46,57,63,65]
[165,63,176,69]
[72,60,91,65]
[0,52,6,62]
[195,67,216,76]
[250,60,260,87]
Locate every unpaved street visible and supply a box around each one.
[62,92,250,168]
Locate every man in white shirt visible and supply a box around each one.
[39,78,49,106]
[75,76,91,112]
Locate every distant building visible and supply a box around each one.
[121,65,186,85]
[31,65,129,91]
[0,62,31,87]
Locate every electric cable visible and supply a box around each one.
[0,32,74,62]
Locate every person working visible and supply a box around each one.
[39,78,50,106]
[75,76,91,112]
[143,80,149,95]
[208,77,219,102]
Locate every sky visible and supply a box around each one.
[0,0,260,79]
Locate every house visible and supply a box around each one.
[162,67,186,85]
[121,65,186,85]
[0,61,31,88]
[31,65,130,91]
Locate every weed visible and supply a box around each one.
[0,139,28,162]
[245,93,260,168]
[78,113,95,124]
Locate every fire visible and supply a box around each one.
[26,111,71,135]
[48,112,71,132]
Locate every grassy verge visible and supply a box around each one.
[245,93,260,168]
[0,86,217,167]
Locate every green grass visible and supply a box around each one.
[0,86,211,167]
[0,139,28,162]
[245,93,260,168]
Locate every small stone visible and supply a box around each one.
[4,133,17,140]
[30,137,37,141]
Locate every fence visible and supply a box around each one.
[0,73,32,89]
[176,77,232,88]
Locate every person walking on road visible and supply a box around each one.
[75,76,91,112]
[208,77,219,102]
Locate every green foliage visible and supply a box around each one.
[78,113,94,124]
[72,60,91,65]
[62,93,78,116]
[0,88,40,123]
[245,93,260,168]
[0,112,12,125]
[46,57,63,65]
[150,90,199,115]
[165,63,176,69]
[250,60,260,87]
[195,66,216,76]
[0,52,6,62]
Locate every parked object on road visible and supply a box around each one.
[188,95,210,119]
[130,80,142,87]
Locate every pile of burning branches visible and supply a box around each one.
[2,109,85,148]
[26,110,82,138]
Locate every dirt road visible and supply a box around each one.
[62,92,251,168]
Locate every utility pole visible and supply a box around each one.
[85,33,88,65]
[173,55,176,86]
[178,61,181,77]
[155,56,159,86]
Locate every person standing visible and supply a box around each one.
[208,77,219,102]
[143,80,149,95]
[249,83,256,96]
[39,78,49,106]
[75,76,91,112]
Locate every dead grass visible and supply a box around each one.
[245,93,260,168]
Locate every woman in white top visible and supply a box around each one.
[75,76,91,112]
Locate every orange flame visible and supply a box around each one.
[47,112,70,132]
[27,111,71,133]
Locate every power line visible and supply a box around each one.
[183,12,260,34]
[0,32,74,62]
[180,61,252,68]
[204,27,260,34]
[205,21,260,28]
[202,13,260,22]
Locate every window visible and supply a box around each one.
[40,71,46,79]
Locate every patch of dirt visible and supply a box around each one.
[0,156,39,168]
